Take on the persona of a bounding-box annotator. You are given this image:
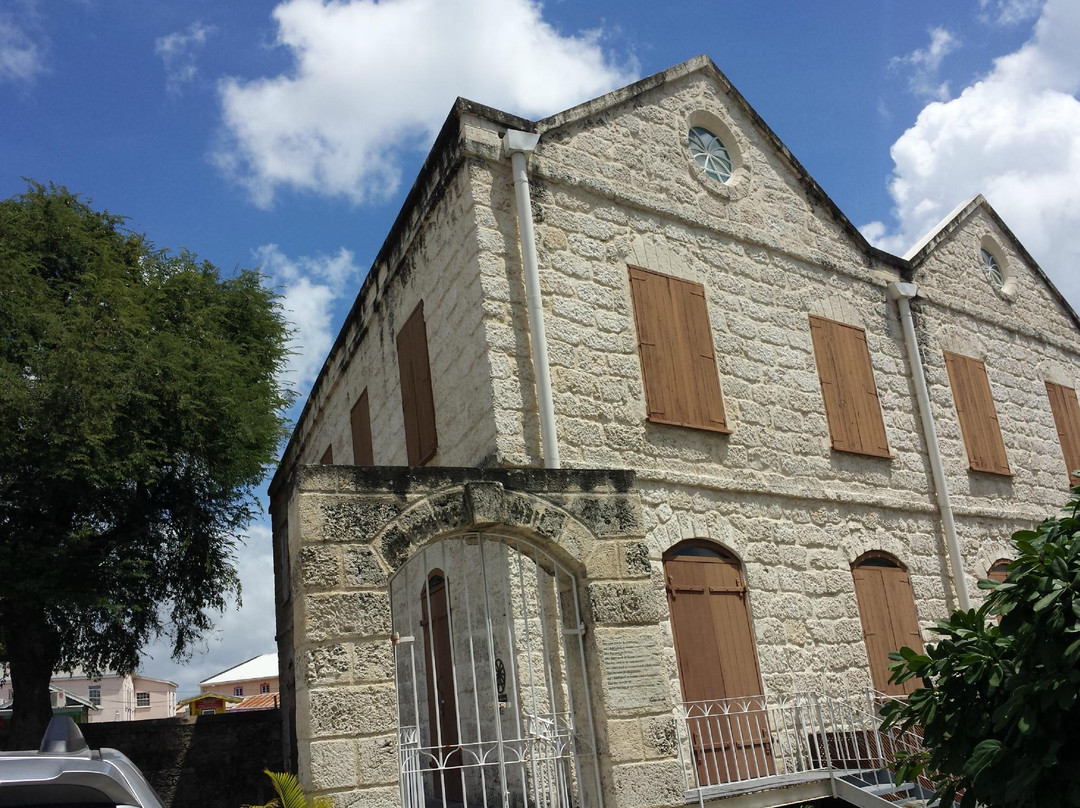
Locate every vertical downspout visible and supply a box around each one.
[503,129,560,469]
[888,281,971,610]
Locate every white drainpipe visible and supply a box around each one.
[888,281,971,610]
[503,129,560,469]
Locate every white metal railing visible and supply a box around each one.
[398,712,577,808]
[673,691,927,799]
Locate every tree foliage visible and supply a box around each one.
[882,487,1080,808]
[0,183,292,746]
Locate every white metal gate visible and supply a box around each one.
[391,532,602,808]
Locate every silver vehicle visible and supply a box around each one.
[0,716,164,807]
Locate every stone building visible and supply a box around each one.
[268,56,1080,808]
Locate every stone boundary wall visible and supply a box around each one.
[80,710,283,808]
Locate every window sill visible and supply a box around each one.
[646,416,732,435]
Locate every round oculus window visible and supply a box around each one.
[688,126,733,183]
[980,248,1004,290]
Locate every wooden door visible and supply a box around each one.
[664,545,774,786]
[421,573,463,803]
[852,556,924,696]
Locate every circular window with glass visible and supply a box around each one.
[980,247,1005,290]
[688,126,733,183]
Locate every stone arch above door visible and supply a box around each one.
[372,480,612,573]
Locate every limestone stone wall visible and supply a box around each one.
[277,465,686,808]
[459,63,1080,712]
[283,122,503,474]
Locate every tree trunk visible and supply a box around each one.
[3,606,59,750]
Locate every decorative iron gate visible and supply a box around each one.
[391,532,602,808]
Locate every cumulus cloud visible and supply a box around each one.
[255,244,362,392]
[214,0,636,207]
[155,21,214,95]
[0,1,45,85]
[890,27,959,102]
[863,0,1080,309]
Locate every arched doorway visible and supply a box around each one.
[392,533,601,808]
[664,541,773,786]
[851,553,923,696]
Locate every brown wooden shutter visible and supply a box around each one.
[943,352,1011,475]
[397,301,438,465]
[1045,381,1080,488]
[987,559,1010,584]
[350,388,374,466]
[808,315,891,457]
[319,445,333,465]
[852,560,923,696]
[628,266,729,433]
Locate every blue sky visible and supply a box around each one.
[3,0,1078,696]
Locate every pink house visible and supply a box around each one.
[0,668,177,722]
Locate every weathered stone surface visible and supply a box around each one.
[548,494,643,536]
[308,684,397,738]
[643,716,677,758]
[343,546,387,588]
[352,639,395,682]
[327,786,399,808]
[356,734,398,785]
[305,592,391,641]
[624,541,651,577]
[464,480,506,525]
[299,544,341,589]
[586,581,661,624]
[320,499,405,544]
[308,739,357,789]
[306,644,351,686]
[608,760,684,808]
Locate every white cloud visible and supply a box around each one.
[0,2,45,85]
[213,0,636,207]
[979,0,1043,26]
[890,27,959,102]
[254,243,362,393]
[155,21,214,95]
[863,0,1080,310]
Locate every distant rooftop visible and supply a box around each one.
[199,653,278,686]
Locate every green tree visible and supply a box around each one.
[882,487,1080,808]
[0,183,292,748]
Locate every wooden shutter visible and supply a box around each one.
[397,301,438,466]
[852,559,923,696]
[808,315,891,457]
[628,266,729,433]
[943,352,1011,475]
[1045,381,1080,488]
[987,559,1010,584]
[664,550,773,783]
[350,388,374,466]
[319,445,333,465]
